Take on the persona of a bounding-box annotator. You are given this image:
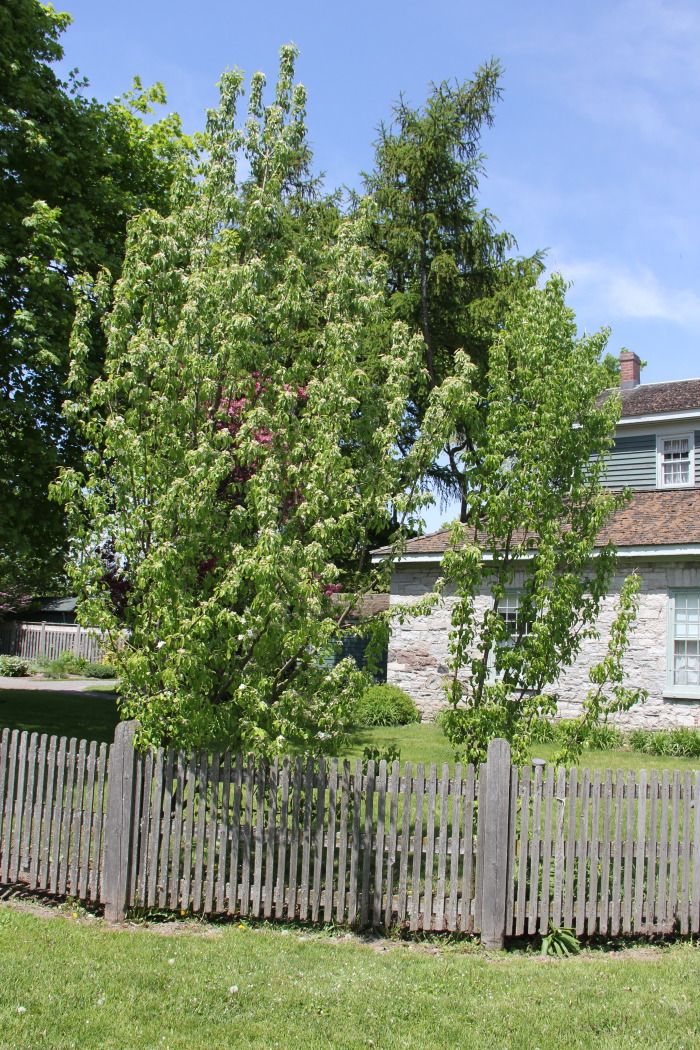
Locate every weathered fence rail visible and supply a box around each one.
[1,722,700,945]
[0,622,106,663]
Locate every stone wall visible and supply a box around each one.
[388,559,700,729]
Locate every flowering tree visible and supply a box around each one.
[56,49,432,752]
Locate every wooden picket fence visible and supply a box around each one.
[0,622,105,664]
[1,722,700,944]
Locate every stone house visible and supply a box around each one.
[372,351,700,729]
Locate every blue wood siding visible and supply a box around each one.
[598,433,657,490]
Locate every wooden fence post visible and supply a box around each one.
[480,738,513,950]
[102,720,139,922]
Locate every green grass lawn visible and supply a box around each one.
[1,904,699,1050]
[2,688,700,774]
[345,723,700,775]
[0,688,119,743]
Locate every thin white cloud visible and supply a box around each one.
[555,259,700,331]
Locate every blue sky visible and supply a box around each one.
[55,0,700,528]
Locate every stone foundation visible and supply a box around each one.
[388,560,700,730]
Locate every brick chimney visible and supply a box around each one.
[619,349,641,389]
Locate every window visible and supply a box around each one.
[657,434,694,488]
[487,594,531,679]
[667,591,700,698]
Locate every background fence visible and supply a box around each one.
[0,622,105,663]
[1,723,700,945]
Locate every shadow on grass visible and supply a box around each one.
[0,688,119,743]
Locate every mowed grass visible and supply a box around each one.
[1,688,700,774]
[0,688,118,743]
[346,723,700,775]
[1,905,699,1050]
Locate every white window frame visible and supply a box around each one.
[656,433,694,489]
[486,593,531,681]
[665,589,700,700]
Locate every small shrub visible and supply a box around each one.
[0,655,31,677]
[628,727,700,758]
[529,718,557,743]
[84,662,116,679]
[585,723,624,750]
[353,684,421,728]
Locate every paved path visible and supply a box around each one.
[0,677,118,693]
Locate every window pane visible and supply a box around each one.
[673,593,700,685]
[674,640,700,685]
[675,594,700,639]
[662,438,690,485]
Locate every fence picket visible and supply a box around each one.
[575,767,589,938]
[587,770,601,936]
[646,771,658,933]
[228,754,244,915]
[299,757,314,922]
[286,756,302,919]
[436,763,453,931]
[447,764,461,933]
[622,770,635,935]
[669,772,681,930]
[692,771,700,935]
[680,772,692,935]
[422,764,437,931]
[396,761,412,926]
[461,764,475,933]
[204,751,219,914]
[348,759,362,926]
[563,767,577,929]
[30,735,48,890]
[311,758,325,922]
[78,742,96,899]
[69,740,87,894]
[217,753,231,914]
[657,770,670,933]
[251,758,266,919]
[264,758,278,920]
[372,760,387,927]
[276,756,290,921]
[49,737,67,894]
[360,759,375,928]
[551,767,566,929]
[540,766,554,933]
[158,750,174,909]
[528,767,542,935]
[599,770,613,936]
[168,753,186,910]
[335,760,350,924]
[385,760,400,927]
[609,770,623,936]
[2,730,20,882]
[410,763,425,932]
[20,733,38,880]
[148,749,164,909]
[323,758,338,923]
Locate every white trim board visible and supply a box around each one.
[372,544,700,566]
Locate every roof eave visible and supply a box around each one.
[372,543,700,566]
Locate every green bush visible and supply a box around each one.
[84,662,116,679]
[584,723,624,750]
[0,655,31,677]
[352,684,421,728]
[628,727,700,758]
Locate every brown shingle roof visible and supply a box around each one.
[372,490,700,558]
[599,378,700,417]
